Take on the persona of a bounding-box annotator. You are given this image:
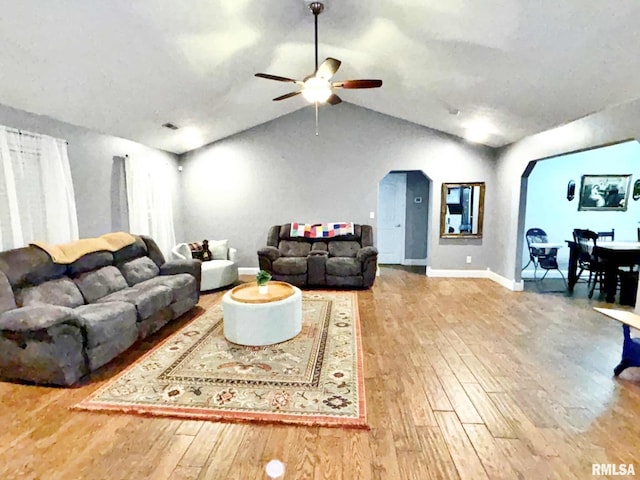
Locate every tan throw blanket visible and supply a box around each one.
[31,232,137,264]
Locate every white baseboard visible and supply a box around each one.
[488,271,524,291]
[426,267,524,291]
[242,265,524,292]
[401,259,428,266]
[426,267,490,278]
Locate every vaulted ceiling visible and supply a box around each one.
[2,0,640,154]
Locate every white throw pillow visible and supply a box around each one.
[209,239,228,260]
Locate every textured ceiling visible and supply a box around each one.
[1,0,640,154]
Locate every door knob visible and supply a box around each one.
[395,224,401,227]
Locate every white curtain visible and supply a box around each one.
[0,126,79,250]
[124,154,176,257]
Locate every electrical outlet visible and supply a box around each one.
[370,211,375,219]
[466,256,472,264]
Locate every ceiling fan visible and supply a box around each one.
[254,1,382,107]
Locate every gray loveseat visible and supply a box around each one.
[0,235,201,386]
[258,224,378,288]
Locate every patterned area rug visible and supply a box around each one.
[73,291,366,428]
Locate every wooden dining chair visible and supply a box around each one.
[573,228,607,298]
[597,229,614,242]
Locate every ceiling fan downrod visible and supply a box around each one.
[309,2,324,72]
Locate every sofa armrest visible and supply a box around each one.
[357,246,378,262]
[228,247,238,263]
[160,259,202,278]
[0,305,79,332]
[359,246,378,288]
[258,246,280,262]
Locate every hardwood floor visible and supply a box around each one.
[1,268,639,479]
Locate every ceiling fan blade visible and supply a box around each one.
[272,91,302,101]
[315,57,341,80]
[327,93,342,105]
[255,73,302,84]
[332,79,383,89]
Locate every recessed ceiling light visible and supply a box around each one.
[464,119,493,143]
[180,127,205,150]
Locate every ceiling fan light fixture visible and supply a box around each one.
[301,76,332,103]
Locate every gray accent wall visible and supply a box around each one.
[180,103,496,270]
[405,171,429,260]
[0,104,182,243]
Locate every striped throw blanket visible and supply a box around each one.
[290,222,354,239]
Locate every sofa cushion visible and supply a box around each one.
[326,257,361,276]
[140,236,166,268]
[16,277,85,309]
[272,257,307,275]
[0,246,67,288]
[0,271,16,314]
[312,242,328,252]
[97,285,172,320]
[278,240,310,258]
[328,241,361,258]
[74,266,128,303]
[73,302,137,349]
[136,273,196,302]
[113,237,148,264]
[0,304,79,331]
[119,256,160,286]
[68,251,114,276]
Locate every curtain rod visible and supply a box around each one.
[4,126,69,145]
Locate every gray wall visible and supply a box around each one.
[495,96,640,285]
[405,170,429,260]
[0,104,182,243]
[179,103,496,270]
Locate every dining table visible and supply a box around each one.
[566,240,640,303]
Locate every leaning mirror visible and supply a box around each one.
[440,182,485,238]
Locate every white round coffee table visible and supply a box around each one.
[222,281,302,346]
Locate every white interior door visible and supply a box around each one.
[377,173,406,264]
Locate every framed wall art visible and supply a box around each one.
[578,174,631,211]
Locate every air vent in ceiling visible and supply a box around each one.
[162,122,180,130]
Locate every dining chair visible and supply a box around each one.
[597,229,615,242]
[573,228,607,299]
[525,228,566,291]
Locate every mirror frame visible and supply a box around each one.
[440,182,485,239]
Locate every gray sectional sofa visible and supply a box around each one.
[0,235,201,386]
[258,224,378,288]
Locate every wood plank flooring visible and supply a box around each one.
[1,268,640,479]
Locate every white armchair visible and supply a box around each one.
[172,242,239,291]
